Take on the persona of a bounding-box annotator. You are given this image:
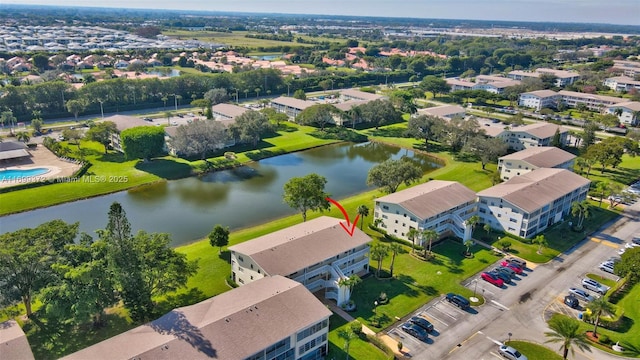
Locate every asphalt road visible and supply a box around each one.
[387,200,640,360]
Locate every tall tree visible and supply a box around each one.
[421,229,439,256]
[169,120,228,160]
[66,99,86,119]
[357,99,402,129]
[357,205,369,230]
[86,121,117,154]
[571,200,590,230]
[295,104,337,130]
[0,220,79,317]
[586,297,616,338]
[407,228,419,253]
[388,243,402,277]
[121,126,166,161]
[406,114,446,152]
[204,88,229,105]
[231,110,272,148]
[283,173,331,222]
[614,247,640,284]
[420,75,450,98]
[462,136,509,170]
[532,234,548,255]
[208,225,230,255]
[366,158,422,193]
[370,243,389,278]
[293,89,307,100]
[0,110,17,135]
[545,316,591,360]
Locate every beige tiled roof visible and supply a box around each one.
[417,104,466,118]
[62,276,331,360]
[558,90,626,104]
[211,103,248,118]
[229,216,372,276]
[522,90,559,98]
[0,320,35,360]
[513,123,567,139]
[104,115,152,132]
[500,147,576,168]
[333,100,368,112]
[376,180,476,220]
[608,101,640,112]
[477,168,590,213]
[270,96,315,110]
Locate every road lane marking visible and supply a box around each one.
[485,335,503,346]
[448,331,479,354]
[490,300,510,311]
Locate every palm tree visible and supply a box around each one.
[407,228,419,253]
[164,111,173,126]
[337,274,361,301]
[545,316,591,360]
[357,205,369,230]
[533,234,548,255]
[338,329,357,360]
[370,243,389,278]
[571,200,590,230]
[421,229,438,257]
[586,297,616,338]
[16,131,30,143]
[388,243,402,277]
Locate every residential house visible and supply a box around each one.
[0,320,35,360]
[62,276,332,360]
[603,76,640,93]
[498,146,576,181]
[493,123,568,151]
[270,96,315,118]
[374,180,477,243]
[415,104,466,120]
[104,115,154,152]
[228,216,371,306]
[605,101,640,126]
[518,90,562,111]
[477,168,590,238]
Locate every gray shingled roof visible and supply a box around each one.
[513,123,567,139]
[0,320,35,360]
[500,147,576,168]
[477,168,590,213]
[340,88,384,101]
[376,180,477,220]
[62,276,331,360]
[229,216,372,276]
[270,96,315,110]
[104,115,152,132]
[211,103,248,118]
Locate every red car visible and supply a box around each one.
[481,272,504,287]
[500,261,523,274]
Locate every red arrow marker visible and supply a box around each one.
[326,197,360,236]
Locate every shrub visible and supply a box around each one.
[349,320,362,335]
[499,239,512,251]
[598,334,612,345]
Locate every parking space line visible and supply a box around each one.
[422,312,449,327]
[485,335,503,346]
[489,351,505,359]
[490,300,510,311]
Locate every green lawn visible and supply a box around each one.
[327,316,391,360]
[350,238,500,330]
[505,340,563,360]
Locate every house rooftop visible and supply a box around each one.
[512,122,567,139]
[229,216,372,276]
[340,88,384,101]
[376,180,476,220]
[417,104,466,118]
[477,168,590,213]
[0,320,35,360]
[62,276,330,360]
[558,90,626,104]
[500,147,576,168]
[608,101,640,111]
[211,103,248,118]
[270,96,315,110]
[522,89,559,98]
[104,115,153,132]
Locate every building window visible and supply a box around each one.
[382,205,389,210]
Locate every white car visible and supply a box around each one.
[582,278,610,295]
[569,287,595,302]
[599,261,616,274]
[498,345,528,360]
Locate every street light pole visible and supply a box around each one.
[174,94,178,111]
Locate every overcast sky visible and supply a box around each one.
[6,0,640,26]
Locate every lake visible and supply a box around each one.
[0,142,442,246]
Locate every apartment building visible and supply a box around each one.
[603,76,640,93]
[415,104,466,120]
[498,146,576,181]
[270,96,315,118]
[508,68,580,87]
[605,101,640,126]
[494,123,568,151]
[210,103,248,121]
[62,276,332,360]
[105,115,154,152]
[374,180,477,243]
[518,90,562,111]
[611,60,640,78]
[446,75,520,94]
[477,168,590,239]
[558,90,626,111]
[339,88,384,102]
[228,216,371,306]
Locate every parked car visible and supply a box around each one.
[401,322,428,341]
[500,261,524,275]
[410,316,434,332]
[569,287,595,302]
[498,345,528,360]
[618,247,626,255]
[143,117,153,122]
[625,237,640,248]
[505,257,527,269]
[490,269,512,283]
[445,293,470,310]
[607,256,621,263]
[564,295,579,309]
[582,278,610,295]
[599,261,616,274]
[495,266,517,278]
[481,272,504,287]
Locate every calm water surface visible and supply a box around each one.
[0,142,442,246]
